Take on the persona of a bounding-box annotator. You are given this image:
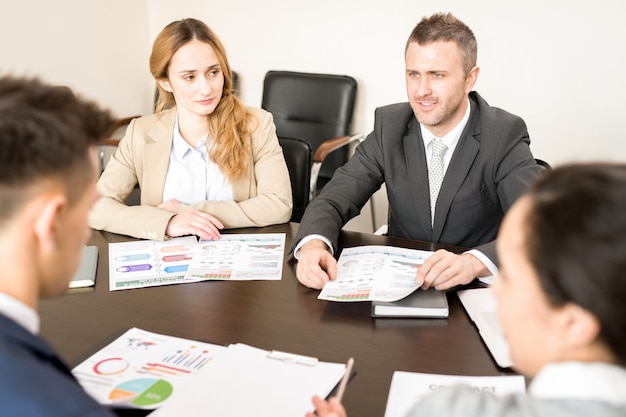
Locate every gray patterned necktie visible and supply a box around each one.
[429,138,447,225]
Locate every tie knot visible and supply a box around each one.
[431,138,447,157]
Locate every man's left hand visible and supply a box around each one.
[417,250,489,290]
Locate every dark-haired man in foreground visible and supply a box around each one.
[0,75,118,416]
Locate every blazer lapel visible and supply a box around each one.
[141,110,176,206]
[432,103,481,241]
[404,123,432,241]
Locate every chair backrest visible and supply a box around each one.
[278,137,312,223]
[262,70,357,192]
[535,158,552,171]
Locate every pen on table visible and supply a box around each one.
[335,357,354,402]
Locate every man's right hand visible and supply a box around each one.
[295,239,337,289]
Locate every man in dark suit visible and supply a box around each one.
[0,76,117,416]
[293,12,545,290]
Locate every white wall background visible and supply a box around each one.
[3,0,626,231]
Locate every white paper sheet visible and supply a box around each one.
[318,245,433,302]
[108,234,285,290]
[384,371,526,417]
[150,343,347,417]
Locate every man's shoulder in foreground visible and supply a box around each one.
[0,314,115,416]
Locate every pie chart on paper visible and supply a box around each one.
[109,378,173,407]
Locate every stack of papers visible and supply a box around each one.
[72,328,347,416]
[458,288,513,368]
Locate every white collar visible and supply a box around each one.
[529,361,626,406]
[172,113,209,159]
[420,98,471,148]
[0,292,39,334]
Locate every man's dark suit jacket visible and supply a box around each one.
[0,313,115,417]
[294,91,545,265]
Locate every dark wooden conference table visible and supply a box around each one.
[40,222,515,416]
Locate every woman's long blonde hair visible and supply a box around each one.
[149,18,252,180]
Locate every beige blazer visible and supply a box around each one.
[89,107,292,240]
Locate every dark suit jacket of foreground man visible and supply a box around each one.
[0,314,115,417]
[293,91,544,265]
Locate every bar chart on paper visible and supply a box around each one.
[72,328,226,409]
[108,234,286,290]
[186,234,285,281]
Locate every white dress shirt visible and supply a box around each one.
[162,115,233,204]
[0,292,39,334]
[529,361,626,406]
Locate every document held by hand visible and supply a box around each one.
[318,245,433,302]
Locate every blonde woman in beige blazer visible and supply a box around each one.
[89,19,291,240]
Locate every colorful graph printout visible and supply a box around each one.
[108,234,285,290]
[186,234,285,281]
[318,245,434,302]
[72,327,226,410]
[109,236,198,290]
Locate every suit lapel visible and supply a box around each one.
[432,101,481,241]
[404,122,432,241]
[142,110,176,206]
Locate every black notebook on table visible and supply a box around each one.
[371,288,449,318]
[69,246,98,288]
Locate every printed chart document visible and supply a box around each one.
[108,234,285,290]
[187,233,285,281]
[318,245,433,302]
[73,328,346,415]
[150,343,347,417]
[384,371,526,417]
[72,327,227,410]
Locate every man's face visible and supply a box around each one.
[405,41,478,138]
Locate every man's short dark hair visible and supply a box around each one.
[0,75,113,222]
[406,12,478,75]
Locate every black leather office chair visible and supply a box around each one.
[278,137,313,222]
[535,158,552,171]
[262,70,360,200]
